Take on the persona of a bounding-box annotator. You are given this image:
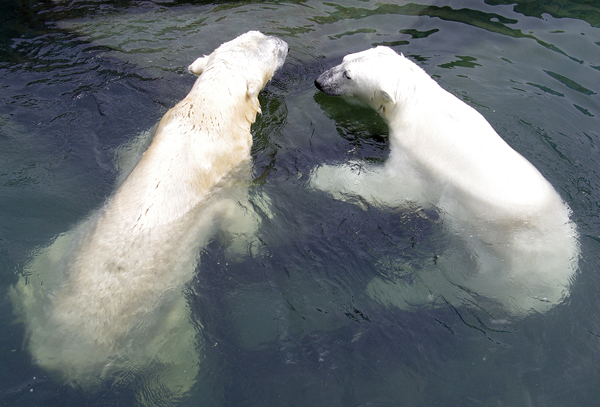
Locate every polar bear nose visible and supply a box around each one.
[314,76,325,92]
[276,41,288,68]
[268,37,288,70]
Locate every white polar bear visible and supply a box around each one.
[10,31,287,404]
[311,46,579,317]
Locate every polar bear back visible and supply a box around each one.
[391,82,563,222]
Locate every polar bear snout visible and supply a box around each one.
[314,74,327,93]
[315,66,344,96]
[274,37,288,70]
[241,31,287,74]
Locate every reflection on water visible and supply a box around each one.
[1,0,599,406]
[486,0,600,26]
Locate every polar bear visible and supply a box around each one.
[10,31,287,404]
[311,46,579,317]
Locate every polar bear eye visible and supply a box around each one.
[344,70,352,80]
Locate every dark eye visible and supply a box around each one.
[344,70,352,80]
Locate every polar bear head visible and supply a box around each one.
[315,46,430,115]
[188,31,288,104]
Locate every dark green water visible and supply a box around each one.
[1,0,599,406]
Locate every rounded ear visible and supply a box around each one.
[374,46,398,57]
[246,78,263,114]
[188,55,209,76]
[380,88,395,104]
[246,78,263,98]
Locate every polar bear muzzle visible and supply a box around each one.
[315,65,346,96]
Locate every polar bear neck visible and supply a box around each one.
[108,69,260,229]
[188,69,262,126]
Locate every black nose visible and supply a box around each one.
[314,77,324,91]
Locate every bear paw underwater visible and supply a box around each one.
[311,46,579,317]
[10,30,287,404]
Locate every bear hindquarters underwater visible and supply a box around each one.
[10,31,288,404]
[311,46,579,317]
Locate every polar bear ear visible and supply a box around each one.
[380,88,395,104]
[188,55,209,76]
[246,78,263,99]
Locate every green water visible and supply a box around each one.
[0,0,599,406]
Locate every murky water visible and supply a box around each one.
[1,0,599,406]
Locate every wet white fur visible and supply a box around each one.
[311,47,579,316]
[10,31,287,402]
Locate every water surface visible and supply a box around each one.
[1,0,599,406]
